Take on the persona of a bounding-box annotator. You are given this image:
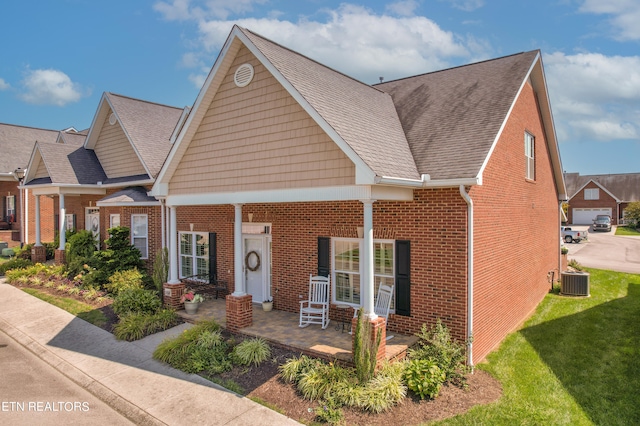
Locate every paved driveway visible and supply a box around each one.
[565,226,640,274]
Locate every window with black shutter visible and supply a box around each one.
[395,240,411,316]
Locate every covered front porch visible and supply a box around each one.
[176,298,418,364]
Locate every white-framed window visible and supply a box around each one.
[5,195,15,221]
[525,132,535,180]
[179,232,209,279]
[131,214,148,259]
[110,214,120,229]
[332,238,395,309]
[584,188,599,200]
[65,214,75,231]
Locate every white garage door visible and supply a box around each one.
[572,208,612,225]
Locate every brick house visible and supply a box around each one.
[564,172,640,225]
[0,123,77,248]
[22,93,186,267]
[151,26,566,365]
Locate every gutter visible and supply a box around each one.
[374,174,482,188]
[459,185,474,369]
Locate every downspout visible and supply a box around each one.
[558,200,563,287]
[459,185,474,369]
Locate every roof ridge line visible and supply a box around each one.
[106,92,184,111]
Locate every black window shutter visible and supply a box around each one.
[395,240,411,316]
[208,232,217,283]
[317,237,330,277]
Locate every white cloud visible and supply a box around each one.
[192,4,484,85]
[385,0,420,17]
[19,69,85,106]
[154,0,267,21]
[579,0,640,41]
[544,52,640,143]
[439,0,484,12]
[0,78,9,90]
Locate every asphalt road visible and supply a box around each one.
[564,226,640,274]
[0,329,134,426]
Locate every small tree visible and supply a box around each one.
[353,308,382,384]
[623,201,640,228]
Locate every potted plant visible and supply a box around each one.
[181,289,204,314]
[262,299,273,312]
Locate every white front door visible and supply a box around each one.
[243,234,271,303]
[86,208,100,246]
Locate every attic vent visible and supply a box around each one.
[234,63,254,87]
[108,113,117,125]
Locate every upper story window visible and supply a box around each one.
[525,132,535,180]
[584,188,600,200]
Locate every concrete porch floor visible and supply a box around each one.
[176,298,419,363]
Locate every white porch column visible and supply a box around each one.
[361,199,376,318]
[160,198,166,249]
[24,188,29,245]
[34,195,42,247]
[167,206,180,284]
[233,204,246,296]
[58,193,66,250]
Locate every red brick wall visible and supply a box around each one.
[175,191,470,343]
[26,190,55,244]
[469,81,560,362]
[567,182,618,224]
[0,181,20,246]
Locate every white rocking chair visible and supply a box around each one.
[299,275,330,329]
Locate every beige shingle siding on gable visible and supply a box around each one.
[94,110,147,179]
[33,155,49,179]
[169,46,355,194]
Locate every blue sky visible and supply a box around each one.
[1,0,639,175]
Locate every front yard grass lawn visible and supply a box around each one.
[22,288,107,328]
[433,267,640,425]
[615,226,640,236]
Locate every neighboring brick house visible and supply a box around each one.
[22,93,186,268]
[564,172,640,225]
[150,26,566,365]
[0,123,75,248]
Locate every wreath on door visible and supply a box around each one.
[245,250,261,271]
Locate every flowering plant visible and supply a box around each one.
[181,289,204,303]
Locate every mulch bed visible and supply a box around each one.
[7,278,503,425]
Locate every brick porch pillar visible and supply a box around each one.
[351,315,387,369]
[31,245,46,263]
[54,249,66,265]
[226,294,253,332]
[163,282,186,310]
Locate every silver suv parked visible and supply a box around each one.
[592,215,612,232]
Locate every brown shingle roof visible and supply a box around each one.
[376,51,540,180]
[106,93,184,178]
[0,123,59,173]
[240,27,420,180]
[34,142,106,185]
[565,172,640,202]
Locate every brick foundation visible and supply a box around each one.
[163,282,186,309]
[226,294,253,331]
[31,245,47,263]
[351,315,387,369]
[54,249,66,265]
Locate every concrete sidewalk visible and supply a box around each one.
[0,280,301,425]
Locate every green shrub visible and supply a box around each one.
[113,309,179,341]
[14,244,32,260]
[105,268,144,296]
[568,258,584,271]
[152,320,233,374]
[152,247,169,294]
[353,308,382,384]
[112,287,162,317]
[0,258,33,275]
[279,355,321,383]
[404,359,446,400]
[408,319,469,385]
[232,338,271,366]
[314,396,344,424]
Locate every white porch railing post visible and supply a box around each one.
[34,195,42,247]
